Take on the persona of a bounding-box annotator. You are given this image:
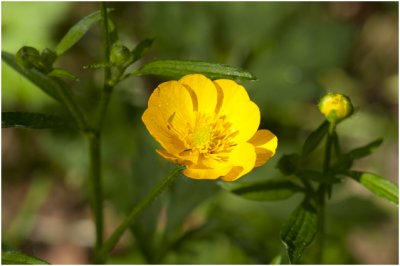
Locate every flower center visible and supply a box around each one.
[192,126,212,151]
[184,113,238,156]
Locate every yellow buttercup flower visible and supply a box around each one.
[319,93,353,123]
[142,74,278,181]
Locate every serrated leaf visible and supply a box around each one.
[347,171,398,204]
[48,68,79,81]
[55,9,113,55]
[2,250,49,264]
[296,170,341,184]
[131,38,155,62]
[132,60,257,81]
[302,121,329,156]
[219,178,303,201]
[2,112,74,129]
[2,51,62,101]
[281,200,318,264]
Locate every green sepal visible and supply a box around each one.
[277,153,301,176]
[48,68,80,81]
[2,112,75,129]
[218,178,303,201]
[131,59,257,81]
[296,170,341,185]
[55,8,114,55]
[302,121,329,156]
[2,250,49,264]
[347,171,398,205]
[280,199,318,264]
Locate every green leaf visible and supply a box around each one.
[131,38,155,62]
[302,121,329,156]
[276,153,301,176]
[219,178,303,201]
[55,9,113,55]
[347,171,398,205]
[132,59,257,81]
[2,51,62,101]
[48,68,79,81]
[2,250,49,264]
[280,200,318,264]
[270,254,282,264]
[2,112,74,129]
[346,138,383,160]
[296,170,341,184]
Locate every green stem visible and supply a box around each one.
[88,132,104,256]
[94,165,184,263]
[316,122,335,264]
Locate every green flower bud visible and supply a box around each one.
[110,43,132,68]
[15,46,40,70]
[40,48,57,68]
[319,93,353,123]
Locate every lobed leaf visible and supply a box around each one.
[347,171,398,205]
[55,9,113,55]
[219,178,303,201]
[2,250,49,265]
[132,59,257,81]
[280,200,318,264]
[2,112,74,129]
[302,121,329,156]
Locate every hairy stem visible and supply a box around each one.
[94,166,184,263]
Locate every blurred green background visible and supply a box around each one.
[2,2,398,264]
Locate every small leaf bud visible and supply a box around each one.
[110,43,133,69]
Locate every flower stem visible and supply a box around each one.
[94,165,184,263]
[316,122,335,264]
[88,132,104,256]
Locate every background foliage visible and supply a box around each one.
[2,2,398,264]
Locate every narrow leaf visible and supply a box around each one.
[2,51,62,101]
[131,38,155,62]
[2,250,49,264]
[348,171,398,204]
[55,9,113,55]
[219,178,303,201]
[48,68,79,81]
[296,170,341,184]
[302,121,329,156]
[347,138,383,160]
[2,112,74,129]
[132,59,257,81]
[281,200,318,264]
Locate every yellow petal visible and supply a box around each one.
[183,165,231,180]
[142,107,186,153]
[220,142,256,182]
[214,79,260,142]
[147,80,195,134]
[179,74,218,115]
[249,129,278,167]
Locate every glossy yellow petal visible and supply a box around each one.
[249,129,278,167]
[220,142,256,182]
[179,74,218,115]
[214,79,260,142]
[184,165,231,180]
[156,149,197,166]
[148,80,195,134]
[142,107,186,153]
